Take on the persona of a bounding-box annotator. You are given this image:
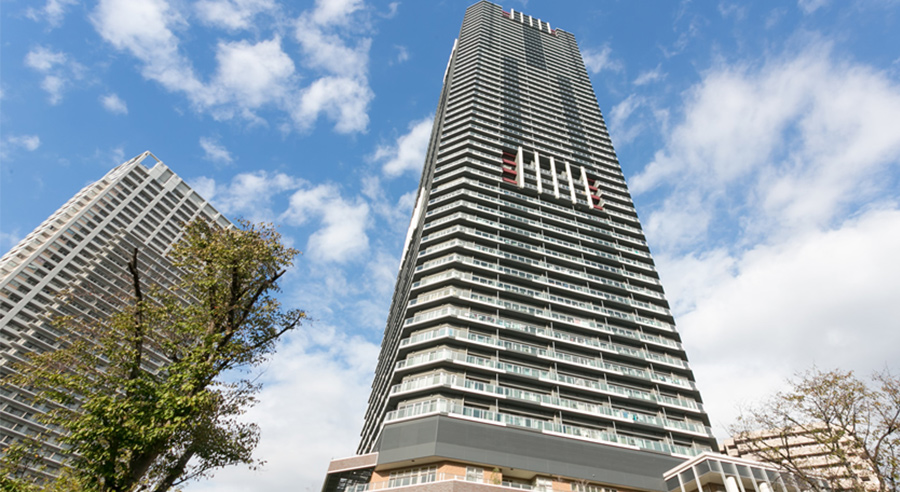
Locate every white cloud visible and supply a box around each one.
[394,45,409,64]
[717,2,747,20]
[360,176,417,233]
[365,250,400,296]
[199,137,234,164]
[295,26,370,78]
[5,135,42,152]
[608,95,645,146]
[287,0,375,133]
[632,42,900,251]
[374,116,433,177]
[91,0,207,103]
[293,76,373,134]
[195,172,371,263]
[197,171,304,223]
[633,65,665,86]
[194,0,276,30]
[90,0,375,133]
[281,183,371,263]
[91,1,292,119]
[582,44,622,74]
[1,134,42,160]
[668,207,900,435]
[188,327,378,492]
[24,47,66,72]
[109,146,126,166]
[630,41,900,436]
[24,46,83,104]
[211,37,295,110]
[190,176,218,202]
[26,0,77,27]
[100,93,128,114]
[383,1,400,19]
[797,0,829,14]
[308,0,365,27]
[0,230,23,251]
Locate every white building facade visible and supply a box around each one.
[0,151,230,477]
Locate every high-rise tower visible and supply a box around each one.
[0,151,231,478]
[323,2,717,492]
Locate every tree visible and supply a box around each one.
[730,368,900,492]
[2,220,305,491]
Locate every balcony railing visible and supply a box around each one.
[388,371,710,434]
[384,398,712,457]
[344,473,544,492]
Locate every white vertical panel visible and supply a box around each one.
[515,146,525,188]
[580,166,593,207]
[549,156,560,199]
[725,477,740,492]
[564,161,577,204]
[399,190,426,270]
[534,150,542,194]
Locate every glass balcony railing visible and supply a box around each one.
[429,187,646,248]
[430,161,641,229]
[404,282,679,354]
[399,315,685,368]
[390,371,709,432]
[432,166,644,237]
[394,333,694,392]
[422,212,656,273]
[413,254,676,333]
[419,224,661,287]
[425,199,650,260]
[410,262,672,322]
[343,472,542,492]
[384,398,712,457]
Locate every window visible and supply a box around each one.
[466,467,483,482]
[387,466,437,488]
[572,484,616,492]
[534,477,553,492]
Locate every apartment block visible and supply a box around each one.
[324,3,718,492]
[0,151,230,477]
[722,430,879,491]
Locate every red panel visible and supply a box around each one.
[503,178,517,184]
[503,168,517,175]
[502,158,517,166]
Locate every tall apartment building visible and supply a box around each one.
[0,151,230,477]
[324,3,717,492]
[722,430,880,491]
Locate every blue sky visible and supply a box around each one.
[3,0,900,489]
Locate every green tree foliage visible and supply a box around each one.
[2,221,304,491]
[731,368,900,492]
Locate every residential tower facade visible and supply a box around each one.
[325,3,717,492]
[0,151,230,477]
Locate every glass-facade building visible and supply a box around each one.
[325,2,717,492]
[0,151,230,478]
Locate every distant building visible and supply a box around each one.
[322,3,717,492]
[721,428,879,491]
[665,453,831,492]
[0,151,230,478]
